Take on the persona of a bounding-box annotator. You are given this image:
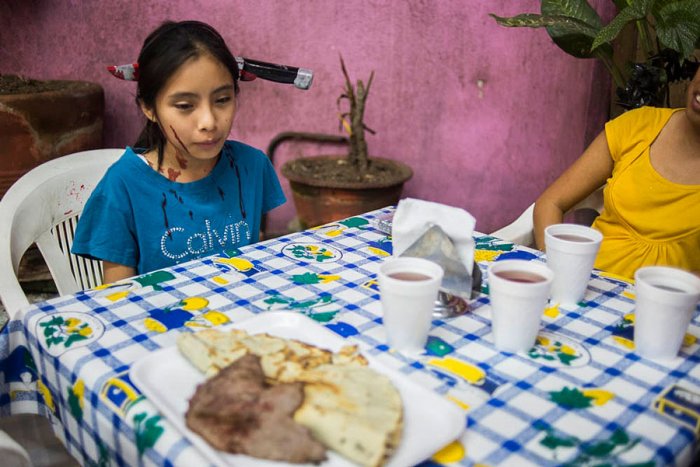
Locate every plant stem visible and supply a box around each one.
[340,57,371,174]
[598,52,627,89]
[635,18,655,59]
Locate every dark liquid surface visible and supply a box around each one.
[553,233,594,243]
[387,272,432,281]
[494,270,546,283]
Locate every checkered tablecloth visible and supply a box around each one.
[1,207,698,466]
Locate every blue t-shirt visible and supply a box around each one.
[72,141,286,275]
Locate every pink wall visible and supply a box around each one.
[0,0,613,234]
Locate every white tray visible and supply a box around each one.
[130,312,465,466]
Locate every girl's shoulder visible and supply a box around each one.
[605,107,683,161]
[221,140,272,169]
[607,106,680,133]
[97,147,159,189]
[222,140,267,158]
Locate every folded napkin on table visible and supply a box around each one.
[391,198,476,275]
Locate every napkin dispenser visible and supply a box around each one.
[374,213,481,317]
[399,224,482,317]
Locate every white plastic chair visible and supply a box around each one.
[490,185,605,247]
[0,149,122,319]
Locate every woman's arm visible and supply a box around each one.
[533,131,614,250]
[103,261,137,283]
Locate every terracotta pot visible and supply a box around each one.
[0,80,104,197]
[281,155,413,229]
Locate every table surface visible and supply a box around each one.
[1,207,699,467]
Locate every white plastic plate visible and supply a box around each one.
[130,311,465,466]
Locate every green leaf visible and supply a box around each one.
[550,387,593,409]
[610,427,630,445]
[591,0,653,52]
[291,272,322,285]
[490,13,551,28]
[40,316,64,328]
[64,333,88,348]
[67,389,83,421]
[542,0,604,29]
[309,311,337,323]
[541,431,579,450]
[46,336,64,347]
[558,352,579,366]
[542,0,608,58]
[339,217,369,229]
[581,439,616,457]
[655,0,700,58]
[133,412,164,456]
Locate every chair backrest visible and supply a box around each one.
[490,185,605,247]
[0,149,123,318]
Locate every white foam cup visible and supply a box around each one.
[633,266,700,360]
[378,257,444,354]
[544,224,603,307]
[488,259,554,352]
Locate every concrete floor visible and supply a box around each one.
[0,415,79,467]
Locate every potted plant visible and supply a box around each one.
[279,58,412,229]
[0,74,104,197]
[490,0,700,110]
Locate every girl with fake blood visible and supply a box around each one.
[73,20,286,283]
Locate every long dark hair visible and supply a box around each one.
[134,20,240,168]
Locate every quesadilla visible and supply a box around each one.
[177,328,403,467]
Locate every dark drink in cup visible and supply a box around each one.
[493,270,546,283]
[387,272,432,282]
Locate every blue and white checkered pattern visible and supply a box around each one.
[1,207,698,466]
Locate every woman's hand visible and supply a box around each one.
[103,261,137,283]
[533,131,614,250]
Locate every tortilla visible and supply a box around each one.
[176,328,403,467]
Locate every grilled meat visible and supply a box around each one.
[185,353,327,464]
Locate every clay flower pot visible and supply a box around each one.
[281,154,412,229]
[0,77,104,197]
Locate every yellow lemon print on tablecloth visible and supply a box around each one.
[612,336,636,349]
[538,336,576,356]
[185,310,231,328]
[180,297,209,311]
[92,282,134,301]
[37,380,55,412]
[543,304,560,318]
[323,226,344,237]
[475,250,501,262]
[368,246,391,257]
[432,440,466,464]
[144,318,167,333]
[429,357,486,385]
[582,388,615,406]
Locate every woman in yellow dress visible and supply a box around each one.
[534,68,700,280]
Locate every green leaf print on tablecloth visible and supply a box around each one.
[133,412,164,457]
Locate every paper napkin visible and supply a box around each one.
[392,198,476,274]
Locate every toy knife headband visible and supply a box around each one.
[107,57,313,90]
